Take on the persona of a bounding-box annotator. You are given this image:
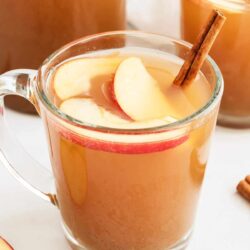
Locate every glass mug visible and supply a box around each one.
[0,31,223,250]
[181,0,250,128]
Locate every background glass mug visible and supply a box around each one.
[0,31,223,250]
[0,0,126,113]
[181,0,250,128]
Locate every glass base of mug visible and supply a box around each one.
[218,113,250,128]
[169,230,192,250]
[62,221,192,250]
[62,222,87,250]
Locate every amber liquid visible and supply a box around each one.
[43,52,217,249]
[0,0,125,112]
[181,0,250,125]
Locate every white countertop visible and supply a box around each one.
[0,108,249,250]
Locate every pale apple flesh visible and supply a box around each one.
[60,98,130,127]
[107,75,132,120]
[113,57,177,121]
[60,98,177,129]
[0,237,13,250]
[53,57,121,100]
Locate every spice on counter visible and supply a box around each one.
[237,175,250,202]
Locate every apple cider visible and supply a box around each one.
[181,0,250,127]
[43,49,217,249]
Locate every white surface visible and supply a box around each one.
[0,109,69,250]
[127,0,181,38]
[0,108,250,250]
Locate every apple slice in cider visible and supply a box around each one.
[60,98,177,129]
[60,128,189,154]
[54,57,121,100]
[59,98,188,154]
[112,57,176,121]
[60,98,130,127]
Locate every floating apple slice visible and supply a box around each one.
[60,129,189,154]
[0,237,13,250]
[54,57,121,100]
[107,75,128,116]
[113,57,176,121]
[60,98,130,127]
[60,98,178,129]
[59,97,188,154]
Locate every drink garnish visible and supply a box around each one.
[174,10,226,87]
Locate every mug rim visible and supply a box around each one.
[36,30,224,134]
[206,0,250,10]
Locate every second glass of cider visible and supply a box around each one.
[181,0,250,127]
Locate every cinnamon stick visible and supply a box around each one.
[174,10,226,86]
[237,175,250,202]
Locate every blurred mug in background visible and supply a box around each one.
[0,0,126,113]
[181,0,250,128]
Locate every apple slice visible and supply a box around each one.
[59,97,188,154]
[60,98,130,127]
[60,98,178,129]
[0,237,13,250]
[60,128,189,154]
[54,57,121,100]
[113,57,176,121]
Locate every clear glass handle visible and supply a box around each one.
[0,70,57,206]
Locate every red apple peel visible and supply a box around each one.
[60,128,189,154]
